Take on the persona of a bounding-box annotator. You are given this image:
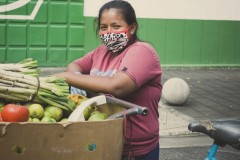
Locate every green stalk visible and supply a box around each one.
[0,79,37,89]
[55,100,74,111]
[38,91,69,103]
[37,92,75,111]
[0,58,39,76]
[0,85,36,94]
[0,68,74,112]
[0,93,27,101]
[36,95,69,110]
[10,93,33,101]
[0,74,39,89]
[0,71,65,96]
[18,58,38,67]
[0,82,9,87]
[0,69,38,81]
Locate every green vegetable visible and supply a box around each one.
[88,110,107,121]
[41,117,56,123]
[45,106,63,122]
[83,106,95,120]
[0,58,40,76]
[0,59,76,111]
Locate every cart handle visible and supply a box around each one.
[106,96,148,119]
[68,95,149,121]
[107,107,148,119]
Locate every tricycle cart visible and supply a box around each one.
[0,95,148,160]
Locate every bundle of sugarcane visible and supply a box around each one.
[0,69,76,111]
[0,58,40,76]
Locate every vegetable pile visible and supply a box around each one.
[0,58,40,76]
[0,59,108,122]
[0,58,75,111]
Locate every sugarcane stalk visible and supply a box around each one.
[18,58,38,68]
[0,58,39,76]
[0,74,40,90]
[0,68,74,111]
[0,82,9,87]
[17,68,40,76]
[0,79,37,89]
[0,71,65,92]
[0,67,40,74]
[0,69,38,82]
[0,85,36,94]
[0,71,65,96]
[0,93,28,101]
[10,93,33,101]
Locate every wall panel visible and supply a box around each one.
[0,0,84,66]
[84,17,240,66]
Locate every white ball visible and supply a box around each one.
[162,78,190,105]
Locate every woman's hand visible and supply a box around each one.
[55,72,87,96]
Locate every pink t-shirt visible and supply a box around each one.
[74,41,162,156]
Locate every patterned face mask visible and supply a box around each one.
[99,29,130,53]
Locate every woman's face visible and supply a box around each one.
[99,8,130,33]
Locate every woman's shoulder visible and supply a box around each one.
[128,41,158,54]
[94,45,108,53]
[88,45,108,57]
[131,41,155,50]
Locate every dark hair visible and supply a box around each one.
[95,0,139,44]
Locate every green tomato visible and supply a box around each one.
[83,106,95,120]
[28,104,44,119]
[41,117,56,123]
[32,118,40,123]
[88,110,107,121]
[45,106,63,122]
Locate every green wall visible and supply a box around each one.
[0,0,85,67]
[1,1,240,67]
[85,17,240,67]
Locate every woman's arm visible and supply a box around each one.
[65,62,83,73]
[55,71,137,98]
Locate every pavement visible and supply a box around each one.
[41,67,240,149]
[160,145,240,160]
[158,67,240,148]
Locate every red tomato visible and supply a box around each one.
[1,104,29,122]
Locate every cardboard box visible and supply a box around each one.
[0,98,126,160]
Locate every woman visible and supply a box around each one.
[55,0,162,159]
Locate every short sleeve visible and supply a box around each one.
[119,43,161,88]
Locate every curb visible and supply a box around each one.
[159,100,195,137]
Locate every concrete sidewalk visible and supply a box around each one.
[159,68,240,147]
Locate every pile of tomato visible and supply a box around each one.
[0,103,29,122]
